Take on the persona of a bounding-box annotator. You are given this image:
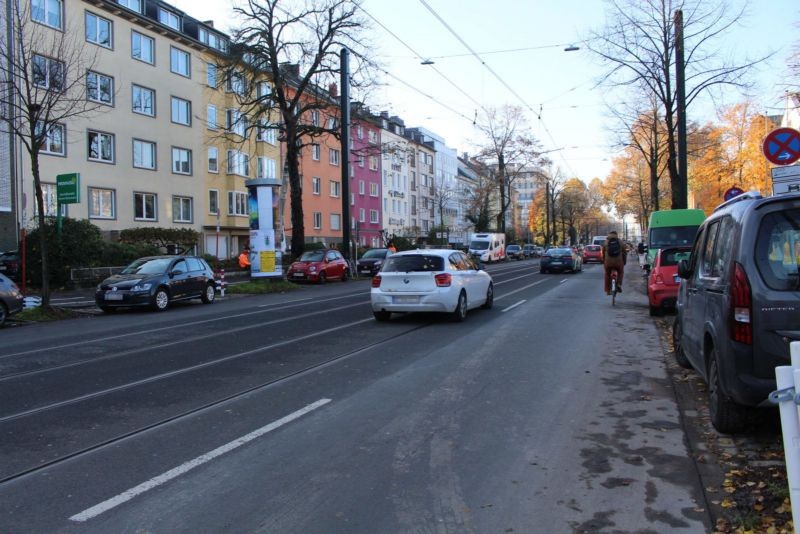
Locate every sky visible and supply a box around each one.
[168,0,799,184]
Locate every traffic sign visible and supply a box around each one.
[723,186,744,201]
[762,127,800,165]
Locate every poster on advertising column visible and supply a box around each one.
[246,179,283,278]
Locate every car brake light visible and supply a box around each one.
[371,275,382,288]
[435,273,451,287]
[730,261,752,345]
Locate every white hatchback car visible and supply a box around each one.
[370,249,494,322]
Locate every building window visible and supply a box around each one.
[369,155,378,171]
[368,130,378,144]
[132,139,156,170]
[370,209,379,224]
[89,187,115,219]
[87,71,113,105]
[131,85,155,116]
[311,144,320,161]
[87,130,114,163]
[32,0,62,29]
[207,105,217,129]
[257,119,276,144]
[326,117,337,129]
[310,109,320,127]
[171,147,192,175]
[118,0,142,13]
[226,71,246,95]
[329,180,340,198]
[208,147,218,173]
[330,213,341,231]
[134,192,157,221]
[228,191,247,216]
[36,122,65,155]
[358,180,365,195]
[32,54,64,91]
[207,64,219,88]
[257,157,277,179]
[357,154,364,167]
[357,124,363,139]
[257,82,272,98]
[329,148,340,166]
[159,8,180,30]
[131,31,154,64]
[208,189,219,215]
[171,96,191,126]
[85,12,112,48]
[35,183,65,217]
[370,182,379,197]
[311,177,321,195]
[359,208,365,223]
[172,196,192,223]
[313,212,322,229]
[226,150,249,176]
[226,109,246,137]
[170,47,190,77]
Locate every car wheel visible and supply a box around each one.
[151,287,170,312]
[0,303,7,326]
[452,291,467,322]
[318,271,327,284]
[373,310,391,322]
[708,346,749,433]
[481,283,494,309]
[341,268,349,282]
[201,283,215,304]
[671,318,692,369]
[540,268,546,274]
[99,305,116,313]
[649,304,661,316]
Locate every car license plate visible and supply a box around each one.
[673,274,680,283]
[394,296,419,304]
[0,265,6,271]
[359,269,371,274]
[551,261,562,264]
[105,293,123,301]
[292,273,304,278]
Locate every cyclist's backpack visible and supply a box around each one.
[607,239,621,257]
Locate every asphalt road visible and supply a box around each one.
[0,258,710,532]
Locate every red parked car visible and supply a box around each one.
[582,244,604,263]
[648,246,691,315]
[287,249,350,283]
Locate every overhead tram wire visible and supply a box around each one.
[357,5,488,115]
[416,0,580,178]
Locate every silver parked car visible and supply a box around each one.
[370,249,493,322]
[0,272,24,326]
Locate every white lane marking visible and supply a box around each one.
[502,300,526,313]
[257,297,313,307]
[69,398,332,522]
[0,318,369,423]
[560,279,569,284]
[494,279,547,301]
[51,297,88,301]
[494,271,538,285]
[2,291,370,360]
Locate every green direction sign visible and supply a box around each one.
[56,173,80,204]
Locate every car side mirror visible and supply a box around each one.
[171,269,183,276]
[677,259,691,279]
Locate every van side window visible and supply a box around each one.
[711,217,734,278]
[700,221,720,277]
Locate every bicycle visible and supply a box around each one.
[610,268,619,306]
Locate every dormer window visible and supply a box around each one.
[199,28,228,51]
[117,0,141,13]
[159,8,180,30]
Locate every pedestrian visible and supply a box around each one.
[387,241,397,253]
[238,246,251,269]
[602,230,626,295]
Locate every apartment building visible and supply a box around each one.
[6,0,271,257]
[379,113,410,239]
[351,108,383,249]
[0,0,15,250]
[405,130,435,242]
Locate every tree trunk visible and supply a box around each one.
[497,154,506,232]
[30,150,50,306]
[285,129,305,259]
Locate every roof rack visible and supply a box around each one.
[713,191,763,213]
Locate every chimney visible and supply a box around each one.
[328,82,338,98]
[203,20,214,28]
[380,111,389,118]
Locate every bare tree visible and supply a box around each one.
[0,2,101,305]
[589,0,767,209]
[474,105,542,232]
[224,0,374,259]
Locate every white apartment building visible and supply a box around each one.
[379,113,410,239]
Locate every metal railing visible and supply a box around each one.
[70,266,125,282]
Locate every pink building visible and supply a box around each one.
[351,109,383,249]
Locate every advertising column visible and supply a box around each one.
[245,178,282,279]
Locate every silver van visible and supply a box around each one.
[673,192,800,433]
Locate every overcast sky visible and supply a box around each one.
[168,0,799,184]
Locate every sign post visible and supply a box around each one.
[55,173,80,235]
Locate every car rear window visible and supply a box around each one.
[586,245,601,251]
[382,255,444,272]
[362,249,388,259]
[660,249,691,266]
[756,209,800,291]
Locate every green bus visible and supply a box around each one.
[645,209,706,270]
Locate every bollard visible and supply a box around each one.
[774,340,800,532]
[220,269,226,297]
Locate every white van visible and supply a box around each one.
[592,236,607,247]
[468,233,506,263]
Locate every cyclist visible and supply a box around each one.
[603,230,626,295]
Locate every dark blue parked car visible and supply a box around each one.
[539,247,582,274]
